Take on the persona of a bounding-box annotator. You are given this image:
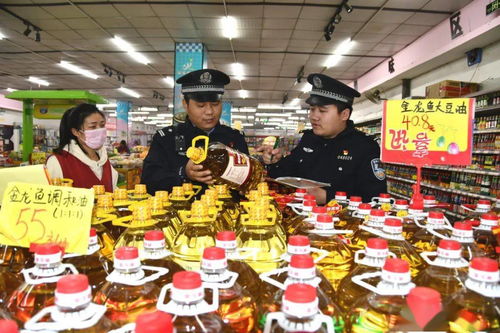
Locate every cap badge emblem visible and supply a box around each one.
[313,76,323,89]
[200,72,212,84]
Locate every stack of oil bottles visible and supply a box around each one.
[0,180,499,333]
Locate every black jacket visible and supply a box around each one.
[141,118,249,194]
[268,121,387,202]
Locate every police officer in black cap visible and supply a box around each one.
[141,69,248,194]
[258,73,386,204]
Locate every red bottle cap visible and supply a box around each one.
[438,239,461,251]
[0,320,18,333]
[383,258,410,273]
[454,221,472,230]
[335,191,347,196]
[115,246,139,260]
[303,194,315,201]
[481,213,498,221]
[284,283,316,303]
[384,218,402,227]
[367,238,388,250]
[290,254,314,269]
[35,243,63,255]
[428,211,444,219]
[89,228,97,237]
[370,209,385,217]
[296,189,307,194]
[395,199,408,205]
[202,247,226,260]
[144,230,165,241]
[312,206,327,214]
[288,235,310,247]
[303,200,316,207]
[216,231,236,241]
[173,271,202,289]
[379,193,391,198]
[316,214,333,223]
[359,203,372,210]
[136,311,173,333]
[349,196,362,202]
[409,202,424,210]
[496,246,500,255]
[423,195,435,200]
[407,287,442,329]
[57,274,89,294]
[470,257,498,272]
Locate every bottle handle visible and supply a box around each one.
[189,135,209,163]
[107,323,135,333]
[263,312,282,333]
[156,283,219,315]
[319,314,336,333]
[310,247,329,263]
[202,271,239,289]
[259,268,287,290]
[426,227,450,240]
[460,204,474,212]
[354,250,365,264]
[352,272,382,293]
[140,265,169,284]
[192,185,203,196]
[420,251,437,266]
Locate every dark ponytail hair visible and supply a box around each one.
[54,103,105,154]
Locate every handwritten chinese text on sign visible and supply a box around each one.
[381,98,473,165]
[0,182,94,254]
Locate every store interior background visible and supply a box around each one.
[0,0,499,151]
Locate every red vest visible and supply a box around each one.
[51,151,113,192]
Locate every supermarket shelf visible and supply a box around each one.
[475,105,500,113]
[386,175,498,201]
[474,128,500,134]
[445,210,468,219]
[388,191,411,200]
[473,150,500,154]
[383,162,500,176]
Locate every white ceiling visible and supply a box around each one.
[0,0,480,127]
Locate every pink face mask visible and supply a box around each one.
[83,128,107,150]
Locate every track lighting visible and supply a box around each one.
[334,15,342,24]
[23,24,31,37]
[344,2,353,13]
[35,29,41,42]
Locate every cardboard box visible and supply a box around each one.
[425,80,480,98]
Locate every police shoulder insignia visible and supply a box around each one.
[371,158,386,180]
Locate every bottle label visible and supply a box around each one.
[220,147,251,185]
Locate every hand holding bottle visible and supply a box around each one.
[256,145,283,165]
[185,160,215,184]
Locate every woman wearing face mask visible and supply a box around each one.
[46,103,118,191]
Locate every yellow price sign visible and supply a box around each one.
[0,182,94,254]
[381,98,473,165]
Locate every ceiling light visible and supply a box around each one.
[290,98,301,105]
[237,107,256,112]
[28,76,49,86]
[325,54,342,68]
[221,16,238,39]
[296,109,308,114]
[139,107,158,112]
[168,103,174,108]
[301,83,312,93]
[344,2,353,13]
[232,115,248,119]
[97,103,117,109]
[231,63,245,80]
[336,38,355,55]
[112,36,150,65]
[258,103,300,110]
[23,24,31,37]
[0,31,5,40]
[6,88,17,92]
[118,87,140,98]
[334,15,342,24]
[129,51,150,65]
[59,61,98,79]
[130,111,149,115]
[290,116,300,120]
[255,112,292,117]
[163,76,174,87]
[35,29,41,42]
[239,90,249,99]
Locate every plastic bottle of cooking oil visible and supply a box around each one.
[182,182,202,202]
[215,230,261,300]
[347,258,416,332]
[64,228,112,292]
[128,184,150,202]
[450,221,486,260]
[7,243,78,324]
[156,271,232,332]
[201,190,230,231]
[93,246,167,326]
[91,194,117,260]
[339,202,372,236]
[461,199,493,219]
[200,247,258,333]
[336,238,395,313]
[0,244,27,274]
[93,184,107,204]
[260,254,342,325]
[113,204,161,251]
[293,205,329,235]
[389,199,409,216]
[256,182,283,222]
[411,211,452,253]
[213,184,240,226]
[168,186,195,229]
[350,208,387,251]
[262,283,337,333]
[172,200,218,270]
[473,212,499,258]
[140,230,183,288]
[0,263,20,310]
[307,214,353,290]
[112,188,133,239]
[147,196,177,247]
[370,193,395,212]
[423,194,437,209]
[236,202,286,274]
[444,257,500,332]
[24,274,115,333]
[414,239,468,299]
[402,201,426,241]
[285,198,317,237]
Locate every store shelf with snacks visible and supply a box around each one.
[384,162,500,177]
[387,190,411,201]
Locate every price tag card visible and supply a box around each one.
[381,98,474,165]
[0,182,94,254]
